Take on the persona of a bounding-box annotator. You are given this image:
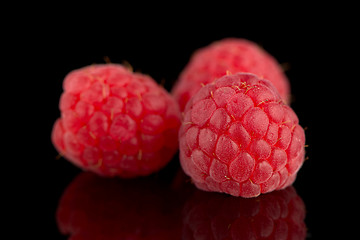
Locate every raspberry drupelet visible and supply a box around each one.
[52,64,181,177]
[172,38,290,111]
[179,73,305,198]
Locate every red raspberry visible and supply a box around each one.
[172,38,290,111]
[57,172,184,239]
[183,186,306,239]
[51,64,181,177]
[179,73,305,198]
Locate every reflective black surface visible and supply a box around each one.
[56,165,306,239]
[16,12,353,239]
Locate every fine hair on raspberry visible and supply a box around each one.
[179,73,305,198]
[51,64,181,178]
[172,38,290,112]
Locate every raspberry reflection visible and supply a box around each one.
[56,171,306,239]
[56,172,187,240]
[183,186,306,240]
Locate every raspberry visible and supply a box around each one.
[51,64,181,177]
[57,172,184,239]
[172,38,290,111]
[179,73,305,198]
[183,186,306,239]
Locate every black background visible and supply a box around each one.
[8,9,356,239]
